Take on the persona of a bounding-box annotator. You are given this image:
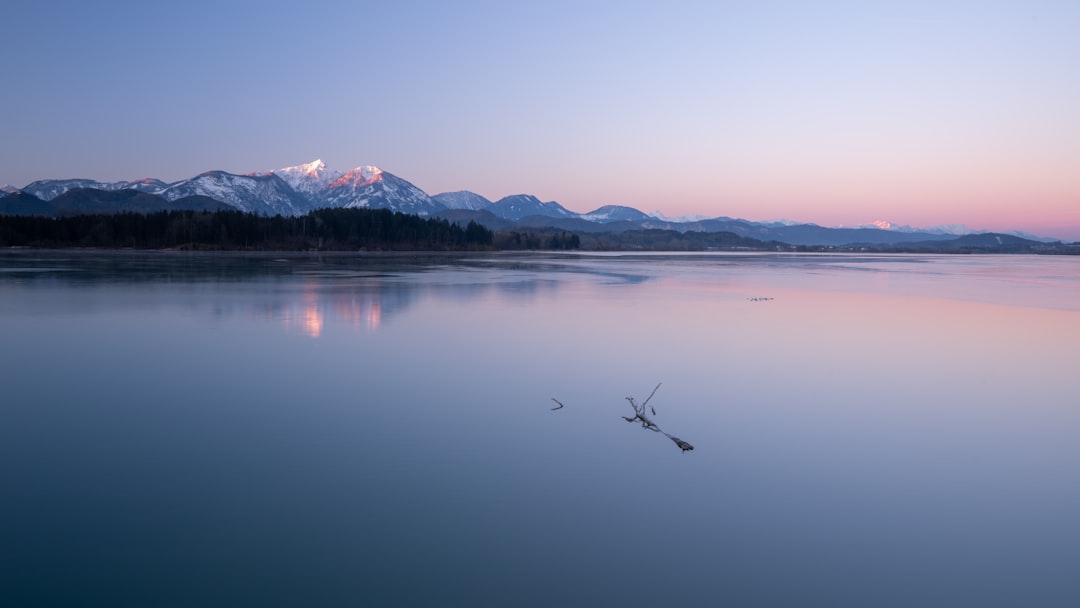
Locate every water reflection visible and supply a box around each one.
[3,251,1079,337]
[0,251,651,339]
[274,282,389,338]
[295,284,325,338]
[3,250,1080,606]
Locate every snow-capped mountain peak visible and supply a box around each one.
[260,159,345,196]
[320,166,442,215]
[298,159,326,176]
[330,165,383,189]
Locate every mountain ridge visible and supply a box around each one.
[3,160,1062,245]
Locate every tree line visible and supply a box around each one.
[0,206,828,252]
[0,208,495,251]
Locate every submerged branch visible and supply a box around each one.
[624,396,660,431]
[623,383,693,452]
[663,432,695,453]
[552,383,694,453]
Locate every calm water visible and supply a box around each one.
[2,250,1079,607]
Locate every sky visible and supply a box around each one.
[2,0,1079,240]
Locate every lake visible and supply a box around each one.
[2,250,1079,607]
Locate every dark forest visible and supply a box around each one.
[0,208,496,251]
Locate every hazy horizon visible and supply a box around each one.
[3,1,1078,240]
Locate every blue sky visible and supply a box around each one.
[3,1,1079,239]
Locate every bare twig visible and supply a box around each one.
[552,383,694,453]
[623,396,660,431]
[641,382,662,410]
[621,383,692,452]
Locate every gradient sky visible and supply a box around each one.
[3,1,1079,240]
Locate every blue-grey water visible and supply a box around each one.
[2,250,1079,607]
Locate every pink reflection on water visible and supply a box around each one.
[278,285,325,338]
[335,292,382,332]
[281,281,385,338]
[303,300,323,338]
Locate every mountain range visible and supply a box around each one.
[1,159,1064,246]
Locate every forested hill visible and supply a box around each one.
[0,208,494,251]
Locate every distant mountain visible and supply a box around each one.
[647,210,714,223]
[123,178,172,194]
[580,205,653,223]
[677,220,956,246]
[254,159,343,198]
[21,178,129,200]
[846,220,1058,243]
[4,159,1063,246]
[0,189,233,216]
[0,191,53,215]
[1,184,20,194]
[52,189,189,215]
[9,161,445,218]
[515,214,634,232]
[891,232,1045,251]
[432,190,493,211]
[490,194,575,221]
[322,166,442,216]
[158,171,309,215]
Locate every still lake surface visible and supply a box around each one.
[2,250,1079,606]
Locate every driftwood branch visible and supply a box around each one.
[551,383,694,453]
[663,432,695,452]
[622,383,694,452]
